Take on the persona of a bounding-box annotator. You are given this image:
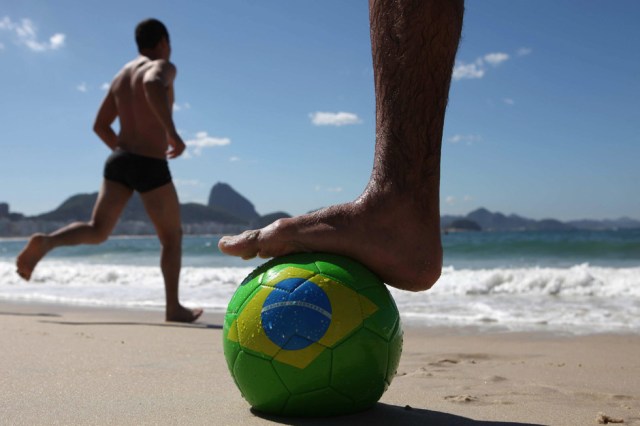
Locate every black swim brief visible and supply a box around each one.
[103,149,172,193]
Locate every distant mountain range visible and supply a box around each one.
[1,185,639,237]
[442,207,640,232]
[0,182,290,237]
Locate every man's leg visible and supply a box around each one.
[140,183,202,323]
[218,0,463,292]
[16,180,133,280]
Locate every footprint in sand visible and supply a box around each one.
[444,394,479,403]
[610,394,633,401]
[401,367,434,378]
[483,375,507,383]
[596,412,625,424]
[428,358,459,367]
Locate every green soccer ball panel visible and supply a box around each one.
[360,284,401,341]
[386,320,404,386]
[271,347,332,395]
[233,351,289,413]
[283,387,355,417]
[313,253,383,292]
[330,328,389,405]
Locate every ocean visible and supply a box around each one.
[1,229,639,335]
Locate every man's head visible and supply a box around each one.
[135,19,170,58]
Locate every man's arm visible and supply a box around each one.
[93,90,118,150]
[143,60,185,158]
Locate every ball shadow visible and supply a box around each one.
[251,402,546,426]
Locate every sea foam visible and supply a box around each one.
[1,260,638,334]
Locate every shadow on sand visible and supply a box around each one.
[0,308,221,329]
[0,311,62,318]
[37,319,222,329]
[252,403,546,426]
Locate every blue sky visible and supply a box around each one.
[1,1,638,221]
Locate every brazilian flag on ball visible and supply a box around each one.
[222,253,403,417]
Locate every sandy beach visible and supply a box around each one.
[1,301,638,426]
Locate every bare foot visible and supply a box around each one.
[166,305,204,323]
[218,192,442,292]
[16,234,51,281]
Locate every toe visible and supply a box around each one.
[16,268,31,281]
[218,230,261,258]
[191,308,204,323]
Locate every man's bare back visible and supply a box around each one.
[110,57,177,159]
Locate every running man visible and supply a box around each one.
[16,19,202,323]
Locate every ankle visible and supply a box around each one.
[165,302,182,313]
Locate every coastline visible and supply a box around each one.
[2,301,638,425]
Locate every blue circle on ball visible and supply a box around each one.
[261,278,332,350]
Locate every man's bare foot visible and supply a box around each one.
[16,234,51,281]
[166,305,204,323]
[218,0,462,292]
[218,192,442,292]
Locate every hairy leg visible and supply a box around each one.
[16,180,133,280]
[219,0,464,291]
[141,183,202,323]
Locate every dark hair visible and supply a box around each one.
[135,18,169,51]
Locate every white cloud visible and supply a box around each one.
[49,33,65,50]
[453,51,509,81]
[0,42,4,50]
[173,102,191,112]
[0,17,66,52]
[76,82,88,93]
[184,131,230,157]
[229,156,240,162]
[503,98,515,105]
[484,52,509,66]
[0,17,11,30]
[517,47,532,56]
[100,82,110,91]
[446,195,473,206]
[447,134,482,145]
[309,111,361,127]
[452,61,485,80]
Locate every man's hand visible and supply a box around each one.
[167,131,186,159]
[93,89,119,150]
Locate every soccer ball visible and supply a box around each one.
[222,252,403,417]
